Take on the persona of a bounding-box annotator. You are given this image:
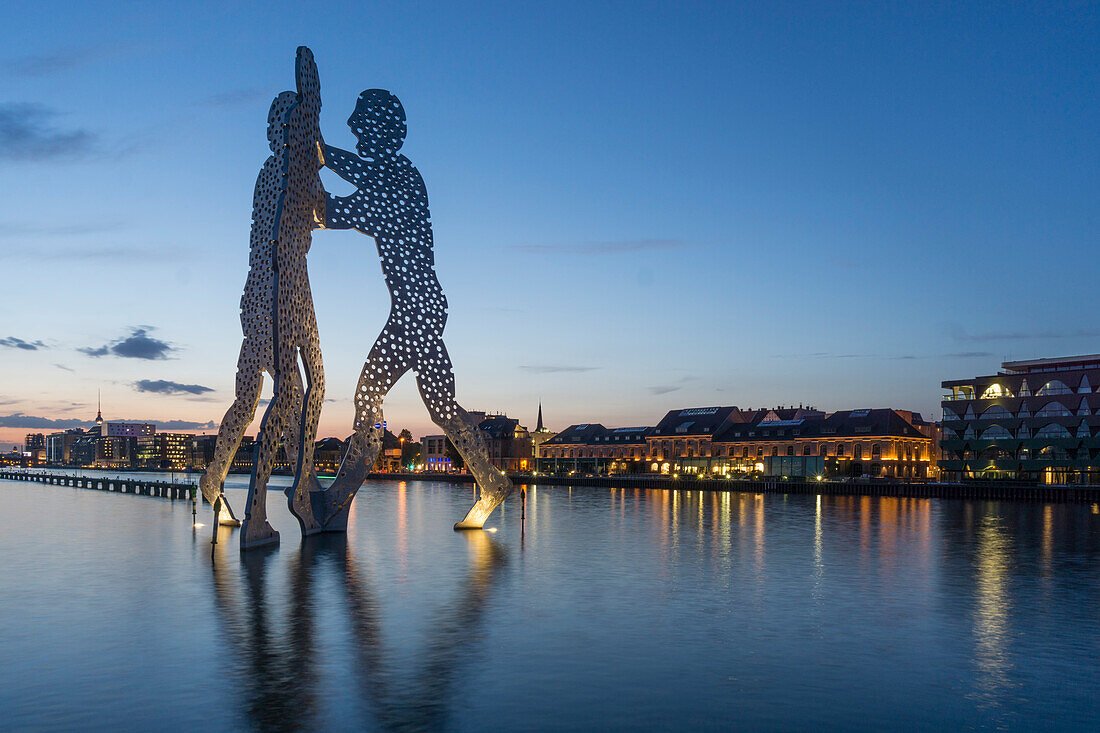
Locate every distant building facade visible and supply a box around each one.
[941,354,1100,484]
[538,405,935,478]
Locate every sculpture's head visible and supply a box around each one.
[347,89,406,158]
[267,92,297,154]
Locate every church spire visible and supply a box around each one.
[95,389,103,427]
[536,401,544,432]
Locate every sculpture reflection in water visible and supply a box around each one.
[314,88,512,531]
[210,532,505,730]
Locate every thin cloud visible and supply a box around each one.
[0,221,124,238]
[194,88,267,107]
[0,413,91,429]
[134,379,213,396]
[943,351,994,358]
[513,238,690,255]
[0,103,97,162]
[81,327,175,360]
[947,324,1100,343]
[0,337,45,350]
[7,45,114,77]
[650,385,681,395]
[0,413,219,431]
[519,365,600,373]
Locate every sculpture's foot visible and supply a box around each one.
[214,495,242,527]
[454,495,501,530]
[307,469,366,533]
[240,518,280,550]
[286,473,323,535]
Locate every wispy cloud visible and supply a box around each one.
[0,103,97,162]
[943,351,994,358]
[81,327,175,360]
[7,45,115,77]
[512,238,691,255]
[193,88,267,107]
[0,412,218,431]
[0,221,124,238]
[519,365,600,373]
[134,379,213,396]
[947,324,1100,343]
[0,413,90,429]
[0,337,45,351]
[650,385,680,395]
[771,351,993,360]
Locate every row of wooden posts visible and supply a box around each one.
[0,470,195,500]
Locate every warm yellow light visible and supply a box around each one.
[193,522,206,528]
[486,527,498,533]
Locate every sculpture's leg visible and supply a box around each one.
[288,332,325,534]
[241,371,294,549]
[416,340,513,529]
[312,327,411,531]
[199,342,266,527]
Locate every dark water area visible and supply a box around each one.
[3,473,1100,731]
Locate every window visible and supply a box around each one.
[979,405,1013,420]
[820,444,827,456]
[771,446,778,457]
[979,425,1012,440]
[836,444,845,457]
[787,445,794,456]
[1035,423,1072,439]
[980,383,1013,399]
[1036,402,1072,418]
[854,443,863,460]
[803,444,811,456]
[872,444,881,458]
[1037,380,1073,396]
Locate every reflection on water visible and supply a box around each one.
[972,515,1012,706]
[3,474,1100,730]
[211,529,504,732]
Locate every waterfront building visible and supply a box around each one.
[711,408,934,479]
[477,415,533,472]
[46,429,84,465]
[23,433,46,464]
[313,437,344,475]
[135,433,193,470]
[940,354,1100,484]
[538,423,611,474]
[537,405,935,479]
[191,434,217,470]
[420,434,453,472]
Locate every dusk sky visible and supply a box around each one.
[1,1,1097,447]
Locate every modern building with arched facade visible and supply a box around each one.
[940,354,1100,484]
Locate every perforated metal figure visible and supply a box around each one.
[199,48,327,547]
[314,90,512,530]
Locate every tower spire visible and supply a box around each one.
[95,389,103,427]
[536,401,544,432]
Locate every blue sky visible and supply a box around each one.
[1,1,1097,446]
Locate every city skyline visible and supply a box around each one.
[3,1,1098,446]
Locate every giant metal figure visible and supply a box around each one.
[202,47,512,548]
[200,47,327,548]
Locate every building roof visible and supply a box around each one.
[478,415,522,439]
[650,406,748,437]
[544,424,608,445]
[1001,354,1100,374]
[591,426,652,444]
[714,408,927,442]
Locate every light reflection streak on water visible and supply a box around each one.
[973,514,1013,706]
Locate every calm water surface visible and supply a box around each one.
[2,473,1100,731]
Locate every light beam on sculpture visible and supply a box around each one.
[201,47,512,549]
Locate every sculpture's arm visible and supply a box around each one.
[324,144,366,184]
[324,192,356,230]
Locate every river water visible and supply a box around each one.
[2,473,1099,731]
